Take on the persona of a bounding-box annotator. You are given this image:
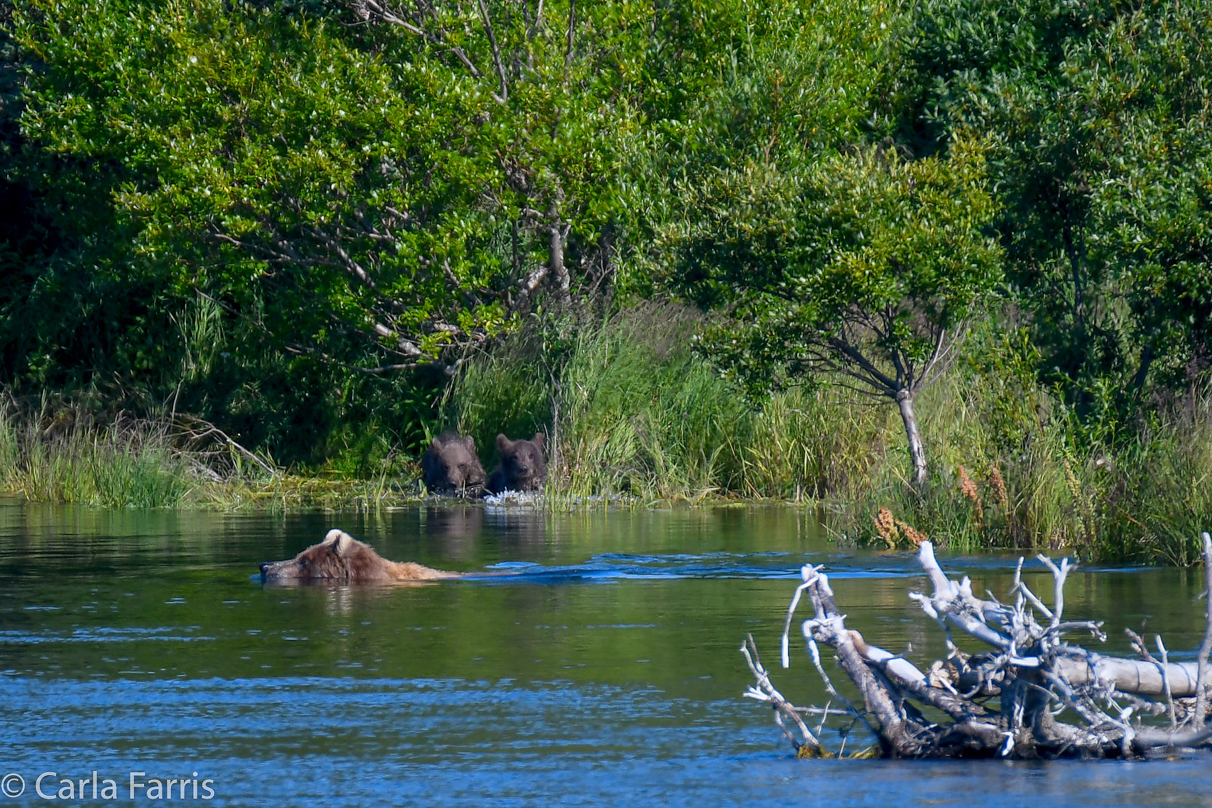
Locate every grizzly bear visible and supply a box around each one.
[421,432,486,495]
[259,529,459,583]
[486,432,547,494]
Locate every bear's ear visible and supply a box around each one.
[333,531,354,556]
[325,529,353,556]
[430,437,442,451]
[531,433,545,450]
[462,435,476,451]
[496,434,512,453]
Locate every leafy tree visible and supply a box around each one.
[644,0,1002,486]
[900,0,1212,423]
[662,141,1001,487]
[12,0,649,379]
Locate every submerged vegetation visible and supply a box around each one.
[2,0,1211,563]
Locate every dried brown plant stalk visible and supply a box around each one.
[874,507,899,548]
[894,519,928,546]
[957,464,984,528]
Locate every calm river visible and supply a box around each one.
[1,497,1209,806]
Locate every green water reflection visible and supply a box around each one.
[0,498,1206,688]
[1,498,1209,807]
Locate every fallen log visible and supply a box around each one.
[744,532,1212,759]
[1042,656,1203,698]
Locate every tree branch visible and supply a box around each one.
[751,540,1212,759]
[476,0,509,103]
[362,0,488,82]
[564,0,576,69]
[1194,531,1212,726]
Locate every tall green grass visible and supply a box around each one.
[0,405,17,486]
[0,399,426,511]
[554,310,750,499]
[445,330,553,462]
[5,304,1210,564]
[446,304,1212,565]
[0,403,194,508]
[447,305,921,503]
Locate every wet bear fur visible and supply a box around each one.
[421,432,486,495]
[487,432,547,494]
[260,529,457,583]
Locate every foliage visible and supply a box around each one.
[631,0,1004,485]
[659,140,1002,399]
[2,0,1212,567]
[443,304,1212,565]
[444,328,552,467]
[12,0,657,371]
[900,0,1212,422]
[3,0,794,469]
[651,132,1003,485]
[0,403,194,508]
[0,398,426,508]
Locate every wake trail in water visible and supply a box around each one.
[254,552,1123,587]
[468,549,1126,584]
[468,551,930,584]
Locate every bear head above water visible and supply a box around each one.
[259,529,457,583]
[421,432,486,495]
[487,432,547,494]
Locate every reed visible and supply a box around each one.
[1095,393,1212,566]
[0,403,18,489]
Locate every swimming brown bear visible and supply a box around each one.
[259,529,459,583]
[486,432,547,494]
[421,432,486,496]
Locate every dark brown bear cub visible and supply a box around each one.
[487,432,547,494]
[421,432,486,495]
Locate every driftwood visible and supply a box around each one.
[743,532,1212,759]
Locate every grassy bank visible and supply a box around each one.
[0,401,423,512]
[444,306,1212,566]
[4,305,1211,565]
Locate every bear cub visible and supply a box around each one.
[487,432,547,494]
[421,432,486,495]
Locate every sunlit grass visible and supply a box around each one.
[0,401,421,511]
[0,405,193,508]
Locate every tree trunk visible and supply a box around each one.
[896,389,927,488]
[547,206,572,311]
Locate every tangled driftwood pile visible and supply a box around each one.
[743,534,1212,759]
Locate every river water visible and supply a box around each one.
[0,497,1209,806]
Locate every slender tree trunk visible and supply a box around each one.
[547,203,572,310]
[1130,343,1154,395]
[896,389,927,488]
